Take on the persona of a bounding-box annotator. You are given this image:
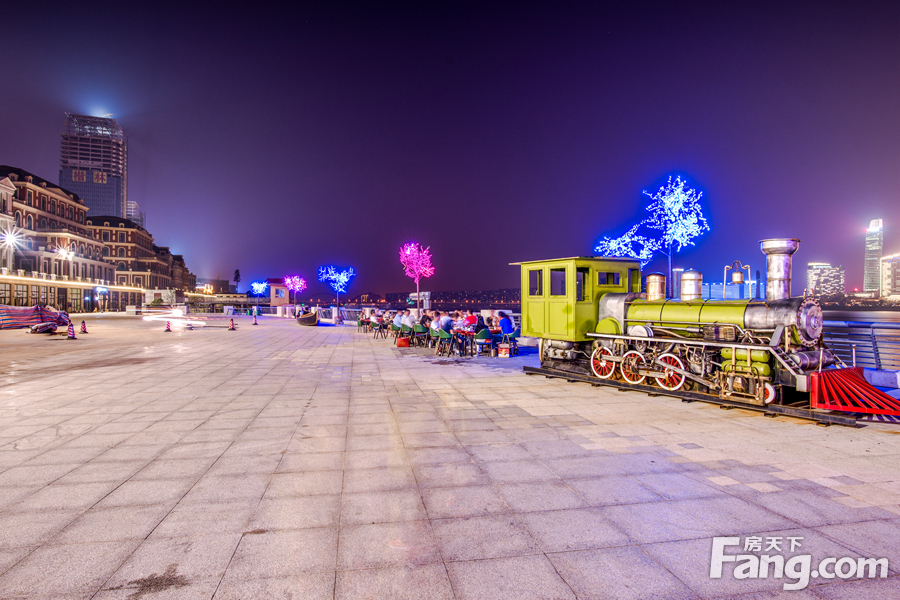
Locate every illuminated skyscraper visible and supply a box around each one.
[59,113,127,218]
[807,262,844,297]
[864,219,883,293]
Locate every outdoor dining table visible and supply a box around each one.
[450,328,501,356]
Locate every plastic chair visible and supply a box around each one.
[371,321,386,339]
[400,324,413,340]
[412,324,428,346]
[473,328,495,357]
[390,323,401,340]
[435,329,454,356]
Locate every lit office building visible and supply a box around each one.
[806,262,845,297]
[59,113,127,219]
[882,254,900,298]
[864,219,883,293]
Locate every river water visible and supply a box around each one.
[823,310,900,324]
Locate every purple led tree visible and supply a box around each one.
[399,242,435,312]
[595,175,709,296]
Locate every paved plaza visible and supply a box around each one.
[0,315,899,599]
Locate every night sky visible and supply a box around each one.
[2,2,898,296]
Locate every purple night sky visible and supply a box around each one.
[2,2,898,296]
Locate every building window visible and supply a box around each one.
[26,215,33,230]
[50,200,56,214]
[0,283,11,305]
[117,262,125,271]
[15,212,20,227]
[40,218,46,229]
[103,247,109,257]
[102,231,109,242]
[118,248,125,257]
[14,284,28,306]
[27,190,32,205]
[41,197,47,211]
[118,232,125,243]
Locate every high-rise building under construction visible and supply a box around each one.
[864,219,883,293]
[59,113,127,218]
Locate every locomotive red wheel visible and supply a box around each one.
[620,350,647,384]
[590,347,616,379]
[655,353,686,391]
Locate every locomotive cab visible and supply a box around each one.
[510,256,642,342]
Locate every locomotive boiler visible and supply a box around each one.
[513,238,839,408]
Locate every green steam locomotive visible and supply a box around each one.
[513,239,835,407]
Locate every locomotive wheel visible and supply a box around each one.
[620,351,647,384]
[763,382,777,404]
[590,347,616,379]
[655,353,686,391]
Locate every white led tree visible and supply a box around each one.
[595,176,709,297]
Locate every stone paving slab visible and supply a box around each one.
[0,315,899,598]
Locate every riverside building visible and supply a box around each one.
[864,219,883,294]
[806,262,845,297]
[0,167,142,312]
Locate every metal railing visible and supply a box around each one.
[823,320,900,371]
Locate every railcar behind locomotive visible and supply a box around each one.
[512,238,837,408]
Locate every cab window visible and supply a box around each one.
[576,267,590,301]
[550,268,566,296]
[597,271,621,286]
[528,270,543,296]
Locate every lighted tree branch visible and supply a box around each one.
[594,175,709,296]
[399,242,435,311]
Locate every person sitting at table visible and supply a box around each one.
[464,310,477,326]
[392,311,404,328]
[430,312,442,332]
[439,311,454,332]
[402,310,416,328]
[419,310,432,327]
[453,311,467,329]
[485,316,494,328]
[473,315,488,333]
[498,311,514,335]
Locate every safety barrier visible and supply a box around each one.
[823,320,900,371]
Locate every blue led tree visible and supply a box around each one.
[318,266,356,307]
[594,176,709,297]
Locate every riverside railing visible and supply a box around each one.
[823,320,900,371]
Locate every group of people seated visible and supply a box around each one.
[368,309,514,335]
[366,309,516,355]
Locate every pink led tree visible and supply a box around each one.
[284,276,307,305]
[399,242,435,312]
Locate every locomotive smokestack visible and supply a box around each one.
[760,238,800,301]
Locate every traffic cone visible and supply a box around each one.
[253,314,258,325]
[228,319,236,331]
[164,321,172,332]
[66,323,77,340]
[80,320,88,334]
